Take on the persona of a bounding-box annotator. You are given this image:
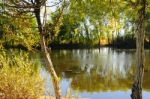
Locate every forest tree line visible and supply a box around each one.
[0,0,150,50]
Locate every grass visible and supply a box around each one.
[0,50,43,99]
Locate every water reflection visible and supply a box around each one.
[39,48,150,99]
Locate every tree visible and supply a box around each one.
[34,1,61,99]
[1,0,66,99]
[131,0,146,99]
[0,13,39,50]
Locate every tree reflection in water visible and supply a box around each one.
[49,48,150,93]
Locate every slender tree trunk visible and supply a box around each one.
[84,22,90,41]
[149,36,150,44]
[131,0,146,99]
[97,27,101,47]
[40,35,61,99]
[34,8,61,99]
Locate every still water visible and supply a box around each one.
[38,48,150,99]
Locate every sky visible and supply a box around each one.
[40,0,61,24]
[47,0,61,12]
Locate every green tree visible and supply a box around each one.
[131,0,146,99]
[1,0,67,99]
[0,13,39,50]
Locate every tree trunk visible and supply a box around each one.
[40,34,61,99]
[34,8,61,99]
[148,35,150,45]
[131,0,146,99]
[84,22,90,41]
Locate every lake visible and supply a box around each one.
[36,47,150,99]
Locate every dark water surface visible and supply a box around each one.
[38,48,150,99]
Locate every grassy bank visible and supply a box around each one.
[0,50,43,99]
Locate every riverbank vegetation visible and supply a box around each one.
[0,50,43,99]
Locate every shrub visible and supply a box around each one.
[0,50,43,99]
